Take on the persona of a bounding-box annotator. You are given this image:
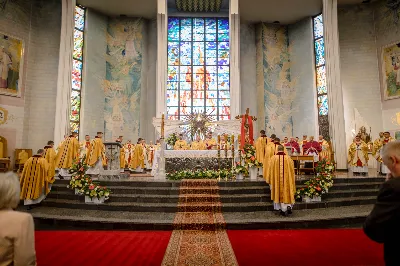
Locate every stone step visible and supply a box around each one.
[177,203,222,212]
[24,205,373,230]
[322,189,378,199]
[178,194,221,204]
[173,212,226,230]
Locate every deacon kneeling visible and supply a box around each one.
[268,145,296,216]
[20,149,54,208]
[86,132,106,177]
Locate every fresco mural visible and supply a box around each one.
[104,18,144,141]
[256,23,295,137]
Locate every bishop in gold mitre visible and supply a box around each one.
[268,145,296,216]
[348,135,369,176]
[130,138,145,172]
[204,132,217,150]
[174,134,188,150]
[255,130,268,163]
[55,132,80,179]
[20,149,54,207]
[86,132,106,176]
[43,141,57,178]
[191,135,206,150]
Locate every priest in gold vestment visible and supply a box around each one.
[373,132,394,174]
[20,149,54,207]
[55,132,80,179]
[263,138,277,183]
[268,145,296,216]
[204,132,217,150]
[43,141,57,178]
[130,138,145,172]
[318,135,331,161]
[80,135,91,157]
[174,134,188,150]
[255,130,268,163]
[191,135,206,150]
[348,136,369,175]
[86,132,106,176]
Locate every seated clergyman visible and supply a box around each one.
[191,135,206,150]
[174,134,188,150]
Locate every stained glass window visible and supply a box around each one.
[313,14,329,138]
[167,17,230,121]
[70,5,86,136]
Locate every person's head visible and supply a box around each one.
[137,138,142,144]
[85,135,90,141]
[382,141,400,177]
[277,145,285,152]
[47,140,54,147]
[119,136,123,141]
[309,136,314,141]
[270,134,276,140]
[274,138,280,144]
[319,135,323,140]
[207,132,212,138]
[142,139,146,144]
[179,134,183,140]
[156,139,160,144]
[355,135,361,142]
[290,137,295,142]
[295,137,299,141]
[37,149,44,156]
[283,137,288,143]
[72,132,78,138]
[384,132,391,139]
[97,132,103,138]
[260,130,266,136]
[0,172,20,210]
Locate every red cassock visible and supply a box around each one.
[303,141,322,154]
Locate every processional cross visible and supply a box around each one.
[235,108,257,149]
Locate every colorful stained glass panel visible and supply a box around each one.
[219,90,230,98]
[167,90,179,106]
[313,15,323,39]
[70,90,81,121]
[168,18,180,41]
[218,19,229,33]
[70,122,79,134]
[180,91,192,106]
[315,38,325,67]
[167,106,179,116]
[74,6,85,31]
[168,42,179,65]
[316,66,327,94]
[180,42,192,65]
[73,29,83,60]
[317,95,329,115]
[72,59,82,91]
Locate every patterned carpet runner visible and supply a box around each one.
[162,179,238,266]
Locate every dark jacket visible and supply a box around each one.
[363,177,400,266]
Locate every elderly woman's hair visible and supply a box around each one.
[0,171,20,209]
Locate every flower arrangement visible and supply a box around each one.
[233,162,249,176]
[166,169,234,180]
[67,174,92,192]
[166,133,178,146]
[69,154,89,175]
[295,160,335,200]
[84,183,111,200]
[242,144,263,167]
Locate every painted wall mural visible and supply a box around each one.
[104,18,144,141]
[256,23,295,137]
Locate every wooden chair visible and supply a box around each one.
[0,136,11,172]
[291,155,315,175]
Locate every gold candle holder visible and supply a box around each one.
[224,134,228,158]
[161,113,165,139]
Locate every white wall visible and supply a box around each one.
[81,9,107,138]
[338,4,383,146]
[240,23,257,132]
[288,17,317,138]
[0,0,61,162]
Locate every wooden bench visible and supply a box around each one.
[290,155,315,175]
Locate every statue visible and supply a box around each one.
[358,126,372,151]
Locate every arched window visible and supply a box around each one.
[70,5,86,136]
[313,14,329,138]
[167,17,230,121]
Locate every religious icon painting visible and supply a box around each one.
[0,32,24,97]
[381,41,400,100]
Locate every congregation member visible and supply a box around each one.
[86,132,106,176]
[191,134,206,150]
[318,135,331,161]
[364,141,400,266]
[255,130,268,163]
[55,132,80,179]
[0,172,37,266]
[205,132,217,150]
[20,149,54,208]
[44,141,57,178]
[174,134,188,150]
[268,145,296,217]
[348,135,369,176]
[130,138,145,172]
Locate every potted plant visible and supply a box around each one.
[242,144,262,180]
[67,174,92,195]
[166,133,178,150]
[234,162,249,180]
[84,184,111,204]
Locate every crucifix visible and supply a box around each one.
[235,108,257,149]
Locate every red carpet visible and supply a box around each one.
[228,229,384,266]
[35,231,171,266]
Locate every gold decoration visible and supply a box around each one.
[0,107,8,125]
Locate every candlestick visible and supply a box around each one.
[161,113,165,139]
[218,134,221,150]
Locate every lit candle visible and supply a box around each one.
[224,134,228,151]
[161,113,165,139]
[218,134,221,150]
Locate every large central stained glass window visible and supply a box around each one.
[167,17,230,121]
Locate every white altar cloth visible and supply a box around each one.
[151,150,237,176]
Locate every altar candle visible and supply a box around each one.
[231,135,234,149]
[218,135,221,149]
[224,134,228,150]
[161,113,165,139]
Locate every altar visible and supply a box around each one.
[151,150,238,175]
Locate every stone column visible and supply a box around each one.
[229,0,240,119]
[156,0,168,119]
[323,0,347,170]
[54,0,76,145]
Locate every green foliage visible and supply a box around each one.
[166,169,234,180]
[166,133,178,146]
